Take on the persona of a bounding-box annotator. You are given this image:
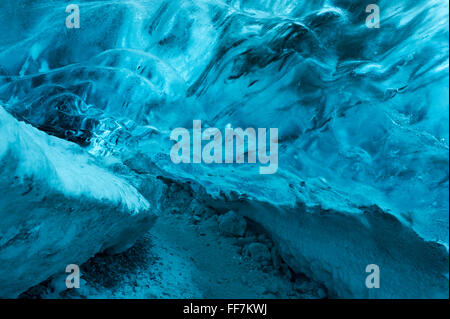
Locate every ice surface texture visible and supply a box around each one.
[0,106,160,297]
[0,0,448,298]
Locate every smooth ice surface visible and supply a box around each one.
[0,0,448,298]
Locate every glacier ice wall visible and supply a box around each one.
[0,106,161,297]
[0,0,448,298]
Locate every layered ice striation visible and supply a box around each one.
[0,0,448,298]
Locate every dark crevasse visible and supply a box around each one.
[0,0,448,298]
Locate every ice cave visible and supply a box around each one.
[0,0,448,299]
